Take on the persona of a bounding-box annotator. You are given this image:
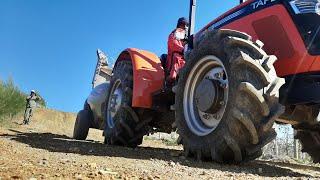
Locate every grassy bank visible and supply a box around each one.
[0,79,26,122]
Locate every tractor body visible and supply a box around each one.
[116,0,320,109]
[75,0,320,163]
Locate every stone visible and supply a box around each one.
[74,173,82,180]
[169,161,175,166]
[98,169,118,175]
[88,163,97,169]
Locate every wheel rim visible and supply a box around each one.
[183,55,229,136]
[107,79,123,128]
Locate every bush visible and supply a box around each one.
[0,78,26,121]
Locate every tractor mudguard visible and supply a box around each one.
[115,48,165,108]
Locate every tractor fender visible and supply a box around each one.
[115,48,165,108]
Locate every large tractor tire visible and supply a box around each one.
[175,29,284,163]
[73,109,92,140]
[295,128,320,163]
[293,106,320,163]
[104,61,148,148]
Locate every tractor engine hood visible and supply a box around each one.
[197,0,320,56]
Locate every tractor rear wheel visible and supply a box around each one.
[295,128,320,163]
[73,110,92,140]
[292,106,320,163]
[175,29,284,163]
[104,61,147,148]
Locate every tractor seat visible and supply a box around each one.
[160,54,168,70]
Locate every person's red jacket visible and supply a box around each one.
[166,28,187,83]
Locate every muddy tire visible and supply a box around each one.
[175,29,285,163]
[104,61,148,148]
[73,110,92,140]
[295,128,320,163]
[292,106,320,163]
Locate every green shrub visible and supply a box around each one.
[0,78,26,121]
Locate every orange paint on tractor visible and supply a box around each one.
[116,48,164,108]
[216,5,318,77]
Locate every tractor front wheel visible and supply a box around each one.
[104,61,148,148]
[175,29,284,163]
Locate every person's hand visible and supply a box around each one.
[182,38,188,45]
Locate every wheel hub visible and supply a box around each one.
[195,79,224,114]
[183,56,229,136]
[110,88,123,118]
[107,79,123,128]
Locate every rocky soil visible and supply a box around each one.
[0,109,319,179]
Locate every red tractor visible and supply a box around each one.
[75,0,320,163]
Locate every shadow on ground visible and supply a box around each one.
[1,129,317,178]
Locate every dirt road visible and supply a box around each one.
[0,109,319,179]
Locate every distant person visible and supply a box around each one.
[23,90,41,125]
[166,17,189,85]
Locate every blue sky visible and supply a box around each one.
[0,0,238,112]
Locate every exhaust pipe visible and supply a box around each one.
[188,0,197,49]
[188,0,197,38]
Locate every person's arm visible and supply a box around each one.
[31,95,41,101]
[29,95,38,101]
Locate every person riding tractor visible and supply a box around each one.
[166,17,189,85]
[23,90,41,125]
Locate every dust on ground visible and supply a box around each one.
[0,108,319,180]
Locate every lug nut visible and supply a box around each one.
[215,73,221,79]
[220,82,228,89]
[203,114,210,119]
